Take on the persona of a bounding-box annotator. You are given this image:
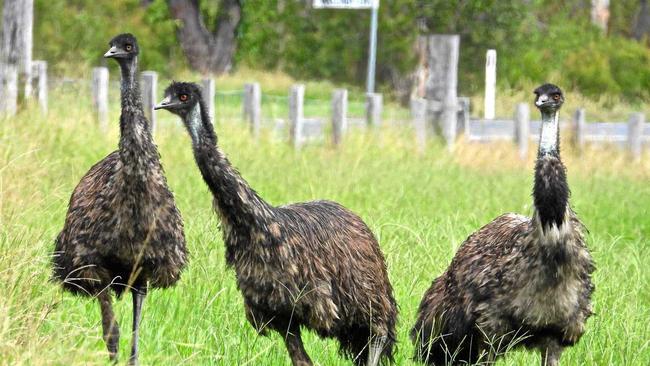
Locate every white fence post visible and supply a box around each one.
[484,49,496,120]
[141,71,157,131]
[201,77,215,124]
[243,82,261,137]
[289,84,305,150]
[332,88,347,145]
[366,93,382,127]
[628,112,644,161]
[573,108,586,152]
[92,67,109,130]
[411,97,427,154]
[514,103,530,160]
[31,60,47,114]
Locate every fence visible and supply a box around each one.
[90,69,650,161]
[465,105,649,161]
[10,62,649,162]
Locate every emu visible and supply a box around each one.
[411,84,594,366]
[155,82,398,366]
[52,34,187,365]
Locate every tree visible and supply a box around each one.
[167,0,241,75]
[633,0,650,41]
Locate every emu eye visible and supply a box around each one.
[553,94,561,101]
[179,94,188,102]
[125,44,133,51]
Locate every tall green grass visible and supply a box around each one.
[0,88,648,365]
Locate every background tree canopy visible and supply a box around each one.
[21,0,650,102]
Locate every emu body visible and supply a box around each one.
[156,82,397,366]
[52,34,187,364]
[411,84,594,366]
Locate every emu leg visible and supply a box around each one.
[540,339,563,366]
[98,291,119,362]
[367,335,387,366]
[128,285,147,366]
[281,326,313,366]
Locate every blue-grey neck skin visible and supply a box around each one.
[186,102,203,145]
[538,110,560,156]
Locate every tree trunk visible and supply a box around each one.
[0,0,33,115]
[167,0,241,75]
[633,0,650,41]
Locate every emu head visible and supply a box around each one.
[104,33,139,60]
[534,83,564,113]
[155,82,203,118]
[156,82,207,141]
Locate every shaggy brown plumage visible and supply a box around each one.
[411,84,594,366]
[52,34,187,365]
[155,82,398,366]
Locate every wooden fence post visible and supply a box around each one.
[514,103,530,160]
[201,78,215,124]
[242,84,250,120]
[141,71,157,131]
[457,97,470,136]
[573,108,586,152]
[366,93,382,127]
[332,88,347,145]
[425,34,460,150]
[251,83,261,138]
[411,97,427,153]
[591,0,610,32]
[628,112,644,161]
[243,82,261,137]
[92,67,109,130]
[0,66,18,116]
[1,0,33,105]
[484,49,496,119]
[289,84,305,150]
[1,0,35,115]
[31,60,47,114]
[20,0,33,100]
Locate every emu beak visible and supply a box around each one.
[535,94,549,107]
[154,96,172,110]
[104,46,125,58]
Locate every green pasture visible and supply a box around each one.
[0,86,648,365]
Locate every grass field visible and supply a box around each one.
[1,85,649,365]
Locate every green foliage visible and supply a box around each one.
[238,1,420,89]
[23,0,650,102]
[32,0,184,75]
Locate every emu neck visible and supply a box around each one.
[533,109,569,234]
[187,103,273,233]
[538,110,560,155]
[117,56,158,182]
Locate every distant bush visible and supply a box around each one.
[486,8,650,102]
[33,0,184,76]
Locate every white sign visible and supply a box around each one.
[313,0,379,9]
